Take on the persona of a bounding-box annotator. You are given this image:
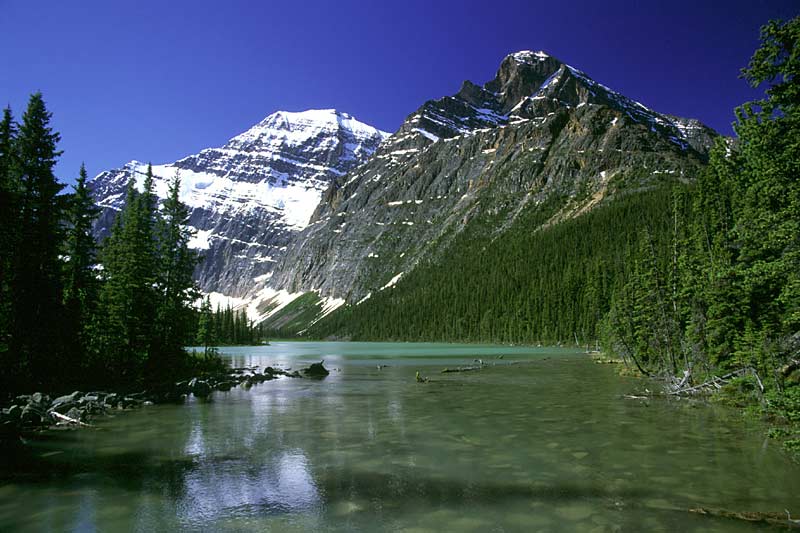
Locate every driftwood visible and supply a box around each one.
[667,367,764,396]
[50,411,93,427]
[689,507,800,528]
[441,366,482,374]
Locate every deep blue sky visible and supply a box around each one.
[1,0,796,185]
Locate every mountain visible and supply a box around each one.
[253,50,717,334]
[90,109,389,298]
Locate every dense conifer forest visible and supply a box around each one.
[0,94,213,395]
[194,299,268,349]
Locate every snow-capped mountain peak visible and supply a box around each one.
[230,109,390,151]
[380,50,715,157]
[90,109,388,297]
[510,50,551,64]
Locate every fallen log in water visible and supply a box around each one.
[441,366,482,373]
[667,367,764,396]
[689,507,800,528]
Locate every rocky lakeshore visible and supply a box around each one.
[0,361,330,440]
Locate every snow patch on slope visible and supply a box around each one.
[381,272,404,290]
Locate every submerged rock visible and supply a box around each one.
[302,361,330,379]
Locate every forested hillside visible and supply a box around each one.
[309,185,685,346]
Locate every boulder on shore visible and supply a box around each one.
[51,391,83,409]
[20,405,42,426]
[188,378,212,398]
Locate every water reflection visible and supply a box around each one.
[1,343,799,532]
[179,450,319,521]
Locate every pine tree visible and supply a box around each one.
[13,93,65,389]
[196,296,217,355]
[151,171,199,373]
[94,166,159,382]
[0,106,19,389]
[728,17,799,375]
[62,163,100,378]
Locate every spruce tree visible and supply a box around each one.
[152,171,199,372]
[726,17,799,374]
[94,166,159,382]
[195,296,217,355]
[13,93,65,389]
[637,16,799,384]
[63,163,100,377]
[0,106,19,389]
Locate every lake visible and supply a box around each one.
[1,342,798,531]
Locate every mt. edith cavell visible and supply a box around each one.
[91,51,717,338]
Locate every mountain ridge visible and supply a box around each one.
[89,108,389,299]
[252,50,717,331]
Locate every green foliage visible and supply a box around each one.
[11,93,66,389]
[258,292,326,339]
[0,93,216,393]
[765,386,800,425]
[62,163,100,377]
[612,16,800,456]
[740,17,799,116]
[149,171,200,375]
[204,303,266,345]
[0,106,19,388]
[715,376,762,409]
[763,385,800,460]
[91,166,205,385]
[195,297,217,355]
[92,169,160,382]
[601,16,800,385]
[310,186,682,346]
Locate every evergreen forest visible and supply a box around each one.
[194,298,269,349]
[0,93,214,395]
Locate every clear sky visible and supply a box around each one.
[1,0,796,185]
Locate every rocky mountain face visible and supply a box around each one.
[90,109,389,298]
[261,50,717,321]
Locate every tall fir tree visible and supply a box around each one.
[151,171,199,373]
[603,16,800,385]
[13,93,65,389]
[733,17,800,345]
[697,17,800,379]
[94,165,159,382]
[195,296,217,355]
[0,106,20,390]
[62,163,100,379]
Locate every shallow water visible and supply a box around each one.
[1,342,799,532]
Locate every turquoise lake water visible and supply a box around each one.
[1,342,798,531]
